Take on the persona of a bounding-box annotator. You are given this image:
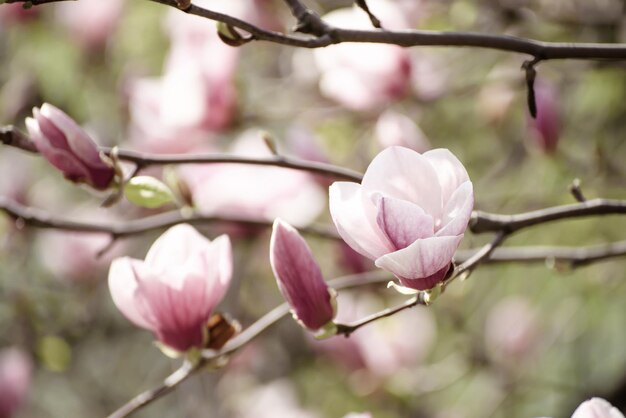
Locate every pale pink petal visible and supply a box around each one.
[361,146,442,218]
[0,348,32,418]
[376,196,434,250]
[270,219,334,330]
[145,224,212,274]
[423,148,470,205]
[108,258,154,330]
[199,234,233,309]
[435,181,474,236]
[375,235,463,279]
[329,182,394,259]
[135,274,211,352]
[571,398,624,418]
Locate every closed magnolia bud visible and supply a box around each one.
[270,219,336,333]
[0,348,32,418]
[25,104,115,190]
[528,81,561,154]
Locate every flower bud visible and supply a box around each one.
[269,219,336,332]
[0,348,32,418]
[25,104,115,190]
[571,397,624,418]
[528,81,561,154]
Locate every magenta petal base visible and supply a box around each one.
[397,264,451,291]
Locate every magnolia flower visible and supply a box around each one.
[0,348,32,418]
[55,0,124,49]
[329,146,473,290]
[375,110,430,152]
[571,398,624,418]
[25,104,115,190]
[108,224,232,353]
[270,219,336,332]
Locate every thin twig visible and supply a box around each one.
[4,0,626,60]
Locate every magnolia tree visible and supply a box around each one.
[0,0,626,417]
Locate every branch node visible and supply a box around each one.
[355,0,382,29]
[521,57,541,118]
[569,178,587,202]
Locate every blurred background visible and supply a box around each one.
[0,0,626,417]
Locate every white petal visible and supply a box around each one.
[108,257,154,330]
[436,181,474,237]
[362,146,442,218]
[329,182,394,260]
[375,235,463,279]
[423,148,470,205]
[145,224,211,274]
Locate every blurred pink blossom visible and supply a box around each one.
[484,297,540,365]
[179,131,325,227]
[233,379,320,418]
[313,1,413,111]
[315,291,436,379]
[0,348,32,418]
[55,0,124,49]
[343,413,373,418]
[375,110,430,152]
[329,146,473,290]
[0,3,38,26]
[270,219,336,332]
[108,224,232,353]
[571,398,624,418]
[528,81,561,154]
[25,104,115,190]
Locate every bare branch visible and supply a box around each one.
[4,0,626,59]
[471,199,626,234]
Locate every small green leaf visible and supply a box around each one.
[37,336,71,373]
[124,176,175,209]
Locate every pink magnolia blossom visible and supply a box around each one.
[484,297,540,365]
[571,398,624,418]
[179,131,325,227]
[108,224,232,353]
[312,1,412,111]
[25,104,115,190]
[329,146,473,290]
[270,219,336,331]
[232,379,320,418]
[0,348,32,418]
[528,81,561,154]
[0,3,38,26]
[343,413,373,418]
[375,110,430,152]
[55,0,124,49]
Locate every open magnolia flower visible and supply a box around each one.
[329,146,473,291]
[108,224,232,354]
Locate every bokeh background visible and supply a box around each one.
[1,0,626,417]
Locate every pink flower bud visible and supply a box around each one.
[571,398,624,418]
[270,219,336,331]
[528,81,561,154]
[330,147,473,290]
[25,104,115,190]
[0,348,32,418]
[108,224,232,353]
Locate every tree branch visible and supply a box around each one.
[471,199,626,234]
[4,0,626,60]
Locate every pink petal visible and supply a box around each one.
[423,148,470,206]
[375,235,463,280]
[108,258,154,330]
[435,181,474,237]
[135,274,212,352]
[40,103,103,167]
[329,182,394,260]
[198,234,232,310]
[270,219,334,330]
[375,196,434,250]
[397,264,450,290]
[361,146,442,219]
[145,224,213,275]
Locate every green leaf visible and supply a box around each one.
[124,176,175,209]
[37,336,71,373]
